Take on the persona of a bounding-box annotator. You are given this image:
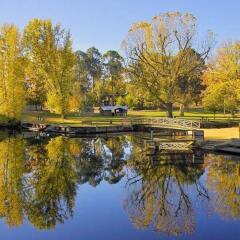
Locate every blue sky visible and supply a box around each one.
[0,0,239,53]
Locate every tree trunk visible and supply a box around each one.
[223,97,226,116]
[179,104,185,117]
[166,103,173,118]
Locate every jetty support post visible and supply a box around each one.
[150,130,154,140]
[193,130,204,141]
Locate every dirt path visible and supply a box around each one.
[203,127,239,140]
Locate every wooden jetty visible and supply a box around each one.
[19,118,204,152]
[132,117,204,143]
[43,125,133,135]
[21,118,203,136]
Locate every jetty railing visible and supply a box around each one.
[132,118,201,130]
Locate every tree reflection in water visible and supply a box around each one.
[206,154,240,219]
[0,135,127,229]
[0,134,240,235]
[0,136,26,227]
[25,137,78,229]
[76,136,127,186]
[124,150,209,236]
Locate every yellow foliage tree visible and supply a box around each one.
[203,41,240,114]
[0,24,25,120]
[23,19,77,118]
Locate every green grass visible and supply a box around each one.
[21,109,240,126]
[22,110,124,126]
[130,109,239,118]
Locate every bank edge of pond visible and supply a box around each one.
[1,121,240,155]
[200,139,240,155]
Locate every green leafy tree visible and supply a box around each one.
[176,49,206,116]
[86,47,103,92]
[75,50,91,92]
[203,82,238,117]
[103,50,126,105]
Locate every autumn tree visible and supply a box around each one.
[44,30,76,118]
[123,12,213,117]
[0,24,26,120]
[23,19,50,109]
[203,41,240,115]
[23,19,77,118]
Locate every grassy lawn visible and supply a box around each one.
[129,110,239,118]
[22,110,124,126]
[21,109,240,126]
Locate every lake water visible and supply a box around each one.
[0,132,240,240]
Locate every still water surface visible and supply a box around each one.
[0,132,240,240]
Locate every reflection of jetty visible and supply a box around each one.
[202,139,240,155]
[146,151,205,165]
[144,139,194,152]
[133,128,203,153]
